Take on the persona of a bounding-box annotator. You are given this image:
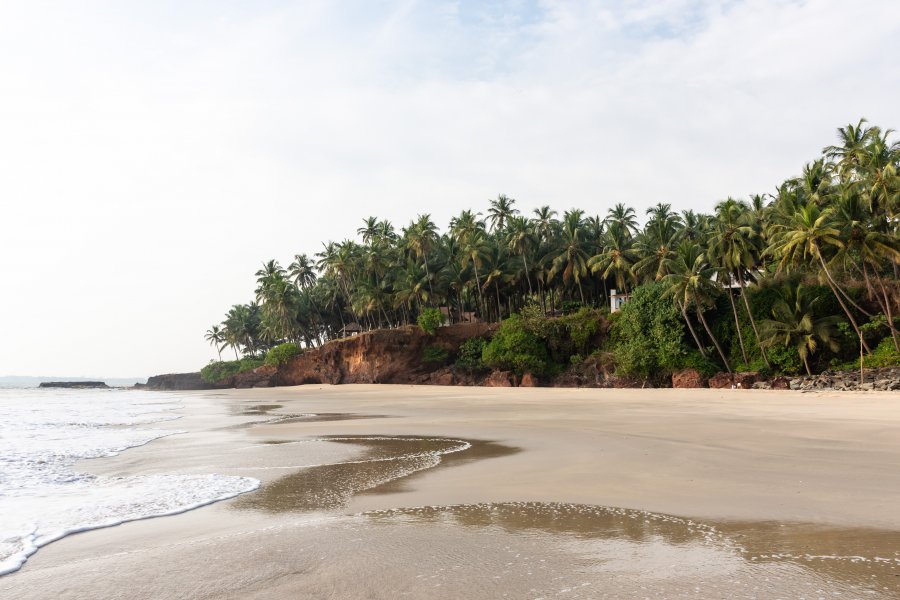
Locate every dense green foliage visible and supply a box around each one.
[417,307,444,335]
[610,282,693,378]
[205,120,899,378]
[200,358,264,383]
[454,337,487,373]
[482,314,552,376]
[264,342,303,367]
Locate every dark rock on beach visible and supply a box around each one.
[39,381,109,389]
[144,372,213,391]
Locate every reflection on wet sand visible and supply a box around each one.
[231,436,518,513]
[226,408,899,598]
[361,502,899,598]
[225,411,387,429]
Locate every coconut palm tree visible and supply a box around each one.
[768,202,871,353]
[588,225,638,294]
[760,285,842,375]
[487,194,518,233]
[288,254,318,290]
[406,214,439,302]
[709,198,771,368]
[664,243,731,372]
[204,325,225,360]
[549,210,590,304]
[506,215,536,296]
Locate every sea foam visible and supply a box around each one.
[0,388,258,576]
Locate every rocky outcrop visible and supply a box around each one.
[671,369,706,388]
[276,323,497,386]
[519,372,538,387]
[145,372,213,391]
[39,381,108,389]
[485,371,516,387]
[708,372,762,389]
[787,367,900,392]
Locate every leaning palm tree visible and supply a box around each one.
[709,198,771,368]
[768,202,871,353]
[760,285,842,376]
[204,325,225,361]
[663,243,731,372]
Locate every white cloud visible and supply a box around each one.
[0,0,898,376]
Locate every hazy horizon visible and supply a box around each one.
[2,0,899,377]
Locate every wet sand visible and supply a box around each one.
[2,385,899,599]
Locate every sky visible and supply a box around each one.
[1,0,899,377]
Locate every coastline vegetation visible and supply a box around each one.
[205,120,899,380]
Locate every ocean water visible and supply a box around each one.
[0,387,259,576]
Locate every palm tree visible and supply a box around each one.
[760,285,841,375]
[664,243,731,371]
[406,214,439,302]
[604,203,638,240]
[459,232,490,317]
[588,225,638,294]
[506,215,535,296]
[709,198,771,368]
[549,210,590,304]
[288,254,318,290]
[768,202,871,352]
[487,194,518,233]
[204,325,225,360]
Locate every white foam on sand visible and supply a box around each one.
[0,388,259,576]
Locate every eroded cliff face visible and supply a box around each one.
[275,323,496,386]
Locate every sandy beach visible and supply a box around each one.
[2,385,899,599]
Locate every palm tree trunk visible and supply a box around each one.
[423,254,434,305]
[522,254,533,296]
[802,353,812,376]
[696,303,731,372]
[680,300,707,357]
[495,282,502,322]
[736,270,771,369]
[472,263,486,318]
[816,253,871,353]
[726,276,749,365]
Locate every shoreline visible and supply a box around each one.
[4,385,900,598]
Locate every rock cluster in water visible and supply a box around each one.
[38,381,109,389]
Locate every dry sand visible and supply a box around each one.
[2,385,899,599]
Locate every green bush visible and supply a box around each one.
[455,337,488,373]
[265,342,303,367]
[417,307,444,335]
[609,281,691,378]
[200,358,264,383]
[833,337,900,370]
[482,314,552,376]
[422,345,449,365]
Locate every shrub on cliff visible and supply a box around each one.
[422,345,450,365]
[265,342,303,367]
[200,358,264,383]
[482,314,552,376]
[417,307,444,335]
[455,337,487,373]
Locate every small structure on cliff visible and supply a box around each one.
[340,322,363,337]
